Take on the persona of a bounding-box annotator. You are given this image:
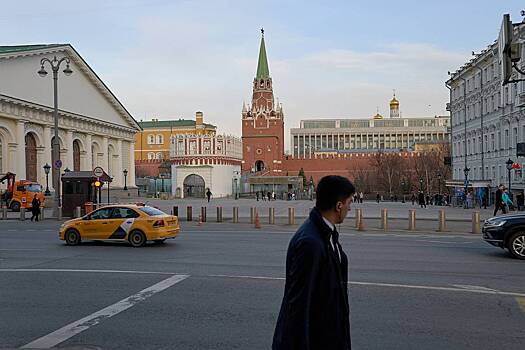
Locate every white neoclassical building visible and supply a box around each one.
[447,26,525,192]
[0,44,140,190]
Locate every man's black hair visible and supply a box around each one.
[315,175,355,211]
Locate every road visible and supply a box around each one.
[1,220,524,349]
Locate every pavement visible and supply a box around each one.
[1,220,524,349]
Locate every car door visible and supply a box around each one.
[106,207,140,240]
[83,208,114,239]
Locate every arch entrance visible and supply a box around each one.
[183,174,205,198]
[255,160,265,172]
[25,133,37,181]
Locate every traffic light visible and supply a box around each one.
[94,180,102,188]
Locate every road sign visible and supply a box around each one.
[54,159,62,169]
[93,166,104,178]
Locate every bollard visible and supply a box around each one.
[172,206,178,217]
[355,208,363,228]
[216,207,223,222]
[380,208,387,230]
[233,207,239,223]
[40,207,45,221]
[408,209,416,231]
[187,206,193,221]
[20,207,26,221]
[57,207,62,221]
[269,207,275,224]
[438,209,446,232]
[250,207,256,224]
[288,207,295,225]
[1,207,6,220]
[75,206,82,218]
[472,211,481,234]
[201,207,207,222]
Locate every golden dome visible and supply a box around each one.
[373,112,383,119]
[390,97,399,107]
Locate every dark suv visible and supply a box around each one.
[483,214,525,260]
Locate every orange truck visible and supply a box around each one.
[0,172,46,211]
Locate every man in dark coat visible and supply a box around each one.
[30,194,41,222]
[494,184,506,216]
[273,175,354,350]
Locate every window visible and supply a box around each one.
[147,152,155,160]
[156,152,163,160]
[505,129,509,149]
[111,207,140,219]
[491,134,495,151]
[147,135,155,145]
[156,134,164,144]
[88,208,113,220]
[139,206,166,216]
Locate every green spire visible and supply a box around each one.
[256,29,270,79]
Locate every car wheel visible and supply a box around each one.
[129,230,146,247]
[154,239,166,244]
[65,229,81,246]
[10,201,20,212]
[508,232,525,260]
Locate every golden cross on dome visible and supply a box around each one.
[261,28,264,35]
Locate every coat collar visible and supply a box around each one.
[309,207,334,241]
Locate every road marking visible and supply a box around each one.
[20,274,189,349]
[208,274,525,297]
[452,284,499,292]
[0,248,45,251]
[0,268,177,275]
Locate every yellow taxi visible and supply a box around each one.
[59,204,179,247]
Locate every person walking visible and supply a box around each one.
[418,191,426,208]
[411,193,416,205]
[502,188,514,211]
[493,184,506,216]
[30,194,41,222]
[206,189,212,203]
[273,175,354,350]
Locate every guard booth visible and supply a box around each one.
[62,171,111,217]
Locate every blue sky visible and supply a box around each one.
[1,0,523,147]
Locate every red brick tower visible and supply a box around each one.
[242,29,285,174]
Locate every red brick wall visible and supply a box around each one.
[135,160,163,177]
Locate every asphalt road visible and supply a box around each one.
[1,220,524,349]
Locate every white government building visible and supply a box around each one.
[290,95,450,158]
[447,25,525,191]
[0,44,140,190]
[169,133,242,198]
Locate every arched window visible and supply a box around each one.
[156,152,163,160]
[156,134,164,144]
[147,135,155,145]
[147,152,155,160]
[0,136,3,174]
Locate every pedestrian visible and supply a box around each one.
[272,175,354,350]
[359,192,364,204]
[494,184,506,216]
[206,188,212,203]
[411,193,416,205]
[376,193,380,203]
[267,191,271,201]
[502,188,514,211]
[256,191,259,201]
[418,191,426,208]
[272,191,276,201]
[30,194,40,222]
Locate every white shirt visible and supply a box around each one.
[322,216,340,261]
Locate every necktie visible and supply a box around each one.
[331,229,340,262]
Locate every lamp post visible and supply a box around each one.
[159,173,165,193]
[506,158,514,193]
[123,169,128,191]
[463,167,470,208]
[419,177,423,192]
[234,178,238,200]
[43,163,51,196]
[401,180,406,203]
[38,56,73,211]
[437,172,442,206]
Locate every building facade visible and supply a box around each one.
[169,133,242,198]
[447,25,525,191]
[134,111,216,161]
[290,112,450,158]
[0,44,140,190]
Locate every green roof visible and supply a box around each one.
[256,35,270,79]
[0,44,66,54]
[139,119,216,129]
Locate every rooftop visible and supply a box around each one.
[0,44,67,54]
[139,119,216,129]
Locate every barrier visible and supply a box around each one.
[288,207,295,225]
[40,208,45,220]
[472,211,481,234]
[355,208,363,228]
[381,208,388,231]
[216,207,223,222]
[408,209,416,231]
[269,207,275,224]
[75,206,82,218]
[438,209,446,232]
[172,206,178,216]
[20,207,25,221]
[250,207,256,224]
[233,207,239,223]
[57,207,62,221]
[187,206,193,221]
[201,207,207,222]
[1,207,7,220]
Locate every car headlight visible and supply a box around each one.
[485,220,506,227]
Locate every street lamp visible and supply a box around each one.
[401,180,406,203]
[43,163,51,196]
[234,178,238,200]
[38,55,73,211]
[506,158,514,192]
[123,169,128,191]
[419,177,423,192]
[64,167,71,174]
[463,167,470,208]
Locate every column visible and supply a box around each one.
[65,130,74,171]
[116,139,123,187]
[85,134,92,170]
[101,136,109,172]
[42,126,52,190]
[128,141,136,187]
[16,120,26,179]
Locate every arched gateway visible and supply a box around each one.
[183,174,205,198]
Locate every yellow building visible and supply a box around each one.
[134,111,216,160]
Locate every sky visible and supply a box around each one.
[1,0,524,149]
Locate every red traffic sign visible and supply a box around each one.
[512,163,521,169]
